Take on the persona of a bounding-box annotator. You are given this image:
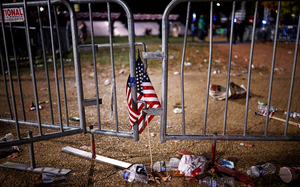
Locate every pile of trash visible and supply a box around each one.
[119,149,300,186]
[209,82,247,100]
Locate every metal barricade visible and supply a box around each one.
[156,0,300,143]
[0,0,139,172]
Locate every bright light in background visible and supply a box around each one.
[234,18,237,23]
[292,13,295,17]
[216,3,220,6]
[192,13,196,22]
[40,7,44,12]
[262,20,267,24]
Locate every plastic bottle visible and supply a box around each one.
[199,176,235,187]
[247,163,276,177]
[284,111,300,119]
[258,104,277,112]
[118,170,148,186]
[1,133,13,142]
[151,158,180,172]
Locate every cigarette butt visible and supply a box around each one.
[245,143,254,147]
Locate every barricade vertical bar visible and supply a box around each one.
[89,3,101,130]
[9,23,26,121]
[107,2,119,132]
[161,3,171,143]
[244,1,258,136]
[203,1,213,135]
[67,1,86,133]
[28,130,36,169]
[264,2,281,135]
[89,125,96,159]
[53,5,69,127]
[0,2,20,139]
[284,12,300,135]
[47,0,63,131]
[121,2,138,141]
[0,45,12,119]
[24,0,42,135]
[37,6,54,125]
[223,1,235,135]
[180,2,191,135]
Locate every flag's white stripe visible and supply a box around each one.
[144,97,159,102]
[142,82,153,86]
[143,90,156,94]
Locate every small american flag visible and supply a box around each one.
[126,56,161,134]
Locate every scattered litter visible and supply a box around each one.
[0,133,20,159]
[36,64,43,67]
[285,111,300,119]
[169,55,174,59]
[230,73,241,76]
[279,167,300,183]
[245,59,248,61]
[240,70,248,73]
[104,79,110,85]
[4,112,10,115]
[288,51,293,54]
[64,58,72,62]
[213,70,220,74]
[209,82,247,100]
[274,67,284,72]
[150,132,156,137]
[178,155,209,177]
[173,72,180,75]
[47,58,53,62]
[258,101,277,112]
[203,59,207,62]
[214,60,220,63]
[200,176,235,186]
[173,105,185,108]
[244,143,254,147]
[30,102,42,110]
[196,50,199,53]
[70,117,80,121]
[247,163,276,177]
[40,88,48,91]
[240,143,245,146]
[176,150,194,156]
[231,62,236,66]
[234,55,238,58]
[167,126,172,129]
[221,159,234,169]
[259,72,263,76]
[184,62,192,66]
[42,173,66,183]
[119,164,148,185]
[151,158,180,172]
[122,48,126,51]
[119,69,124,74]
[39,101,49,104]
[80,145,91,151]
[173,108,182,114]
[251,64,255,69]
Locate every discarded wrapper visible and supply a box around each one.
[178,155,209,177]
[209,82,247,100]
[221,159,234,169]
[70,117,80,121]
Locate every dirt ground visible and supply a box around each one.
[0,40,300,187]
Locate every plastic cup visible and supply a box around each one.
[279,167,300,183]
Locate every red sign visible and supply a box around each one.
[1,7,24,22]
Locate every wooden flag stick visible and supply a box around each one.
[147,115,153,172]
[255,112,300,128]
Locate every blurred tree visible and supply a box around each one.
[262,1,300,18]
